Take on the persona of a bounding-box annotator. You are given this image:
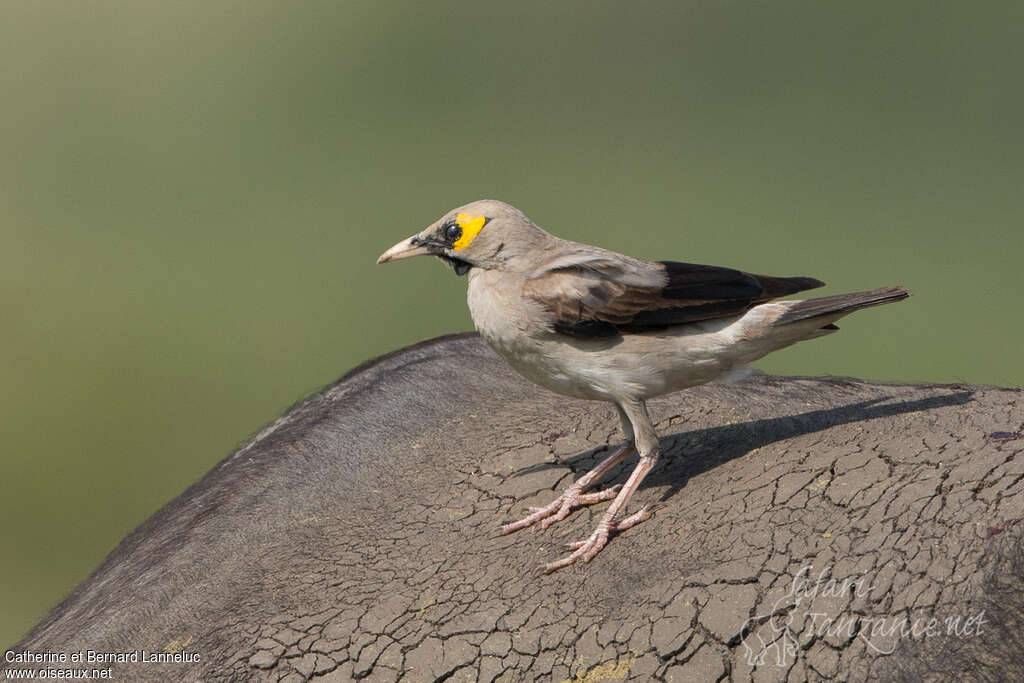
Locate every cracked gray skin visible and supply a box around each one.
[5,333,1023,682]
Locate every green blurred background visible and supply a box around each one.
[2,1,1021,647]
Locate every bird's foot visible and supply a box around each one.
[500,484,623,535]
[541,505,652,573]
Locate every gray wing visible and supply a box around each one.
[523,249,824,338]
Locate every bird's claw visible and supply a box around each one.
[501,484,622,534]
[543,505,653,573]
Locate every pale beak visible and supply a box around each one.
[376,236,433,264]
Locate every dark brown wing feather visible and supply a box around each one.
[525,257,824,338]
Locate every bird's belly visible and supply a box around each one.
[481,329,737,402]
[487,337,608,400]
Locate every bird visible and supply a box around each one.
[377,199,908,572]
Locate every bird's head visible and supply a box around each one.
[376,199,549,275]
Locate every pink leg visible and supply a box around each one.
[500,442,636,535]
[542,448,659,573]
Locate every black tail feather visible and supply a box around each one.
[773,286,909,326]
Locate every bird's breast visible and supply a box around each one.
[466,270,535,340]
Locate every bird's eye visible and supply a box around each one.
[444,223,462,244]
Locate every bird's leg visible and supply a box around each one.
[542,451,658,572]
[500,441,636,534]
[542,400,659,573]
[501,404,638,535]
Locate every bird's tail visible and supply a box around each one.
[772,286,909,327]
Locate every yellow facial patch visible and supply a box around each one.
[453,213,487,250]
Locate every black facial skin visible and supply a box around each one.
[409,221,471,276]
